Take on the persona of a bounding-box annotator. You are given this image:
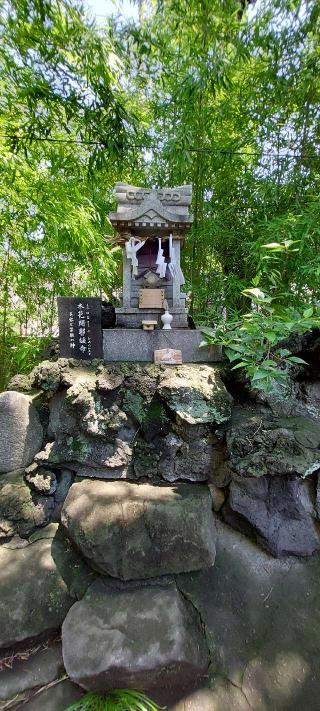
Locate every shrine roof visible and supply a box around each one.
[109,183,193,232]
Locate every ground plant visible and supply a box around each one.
[65,689,164,711]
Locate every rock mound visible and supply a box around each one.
[32,361,231,483]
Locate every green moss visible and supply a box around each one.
[122,390,146,425]
[66,436,91,457]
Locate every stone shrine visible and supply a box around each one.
[104,182,222,362]
[109,183,192,328]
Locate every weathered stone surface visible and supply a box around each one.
[227,407,320,478]
[29,359,103,395]
[24,463,57,494]
[29,362,231,483]
[209,483,226,512]
[168,684,251,711]
[18,680,83,710]
[51,469,74,521]
[0,391,43,473]
[2,533,29,548]
[158,364,232,425]
[227,475,320,557]
[0,524,95,649]
[61,479,216,579]
[62,579,209,704]
[7,372,32,392]
[0,470,54,538]
[96,368,124,392]
[48,390,77,438]
[29,359,69,393]
[176,520,320,710]
[133,428,221,483]
[36,435,133,479]
[37,372,138,477]
[0,641,64,704]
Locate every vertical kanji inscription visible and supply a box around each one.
[57,297,102,359]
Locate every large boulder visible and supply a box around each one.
[62,579,209,704]
[176,520,320,711]
[227,407,320,479]
[158,364,232,425]
[61,479,216,579]
[0,524,95,649]
[35,371,139,478]
[0,469,54,539]
[0,391,43,473]
[133,423,223,483]
[226,475,320,557]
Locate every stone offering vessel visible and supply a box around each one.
[161,299,173,329]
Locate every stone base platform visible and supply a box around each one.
[103,328,223,363]
[115,306,188,328]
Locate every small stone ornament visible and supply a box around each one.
[161,299,173,330]
[142,320,157,331]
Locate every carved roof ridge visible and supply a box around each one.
[110,202,191,223]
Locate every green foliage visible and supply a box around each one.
[0,335,51,391]
[123,0,320,316]
[1,0,320,389]
[202,291,319,393]
[64,689,164,711]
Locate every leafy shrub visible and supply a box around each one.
[65,689,165,711]
[202,289,319,393]
[0,336,52,391]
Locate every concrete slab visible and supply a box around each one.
[103,329,223,363]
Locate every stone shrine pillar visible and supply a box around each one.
[109,183,193,329]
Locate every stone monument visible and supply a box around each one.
[57,297,103,360]
[109,183,192,328]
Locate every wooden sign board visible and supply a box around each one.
[139,288,164,309]
[57,297,103,360]
[154,348,182,365]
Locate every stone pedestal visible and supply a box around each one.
[103,329,223,363]
[115,306,188,329]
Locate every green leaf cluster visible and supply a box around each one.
[202,285,319,392]
[64,689,164,711]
